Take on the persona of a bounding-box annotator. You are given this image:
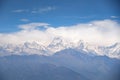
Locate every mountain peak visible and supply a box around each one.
[0,39,120,59]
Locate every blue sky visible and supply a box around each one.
[0,0,120,32]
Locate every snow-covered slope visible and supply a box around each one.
[0,37,120,59]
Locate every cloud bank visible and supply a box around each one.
[0,19,119,46]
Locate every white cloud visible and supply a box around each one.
[12,9,28,13]
[31,6,56,13]
[12,6,56,14]
[111,16,119,18]
[20,19,30,22]
[0,19,119,46]
[18,22,49,30]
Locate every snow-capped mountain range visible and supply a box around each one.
[0,37,120,59]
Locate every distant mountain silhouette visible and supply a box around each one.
[0,48,120,80]
[0,59,88,80]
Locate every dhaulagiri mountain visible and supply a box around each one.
[0,37,120,80]
[0,37,120,59]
